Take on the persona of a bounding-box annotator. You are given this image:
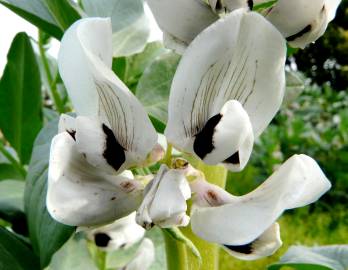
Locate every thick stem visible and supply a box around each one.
[163,230,189,270]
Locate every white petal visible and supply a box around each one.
[190,154,331,245]
[193,100,254,172]
[165,9,285,165]
[87,212,145,250]
[124,238,155,270]
[136,165,191,228]
[58,114,76,134]
[47,132,143,226]
[59,18,158,166]
[223,223,282,260]
[147,0,218,51]
[265,0,341,48]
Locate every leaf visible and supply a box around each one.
[48,234,98,270]
[82,0,144,32]
[283,71,305,106]
[0,32,43,165]
[162,227,202,266]
[136,52,181,125]
[0,164,24,181]
[0,226,40,270]
[0,0,63,39]
[268,245,348,270]
[0,180,25,213]
[43,0,81,30]
[24,118,75,269]
[112,14,150,57]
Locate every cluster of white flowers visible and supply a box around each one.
[46,0,340,265]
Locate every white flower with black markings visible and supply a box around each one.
[47,18,159,227]
[165,9,286,172]
[189,154,331,260]
[85,212,145,251]
[136,165,191,229]
[264,0,342,48]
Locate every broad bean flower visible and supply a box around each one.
[47,0,336,261]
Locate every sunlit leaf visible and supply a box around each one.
[0,32,43,165]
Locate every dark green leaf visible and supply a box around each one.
[0,0,63,39]
[136,52,180,125]
[43,0,81,30]
[0,32,43,164]
[0,226,40,270]
[0,164,24,181]
[24,118,75,269]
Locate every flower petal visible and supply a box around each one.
[165,9,285,166]
[59,18,158,167]
[87,212,145,250]
[223,223,282,260]
[265,0,341,48]
[136,165,191,229]
[147,0,218,52]
[190,154,331,245]
[47,132,143,226]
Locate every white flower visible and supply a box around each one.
[264,0,341,48]
[85,212,145,250]
[189,154,331,260]
[165,9,286,172]
[136,165,191,229]
[47,18,158,227]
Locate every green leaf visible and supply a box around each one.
[24,118,75,269]
[82,0,144,32]
[0,32,43,165]
[0,164,24,181]
[0,180,25,212]
[0,0,63,39]
[43,0,81,30]
[112,14,150,57]
[48,234,98,270]
[0,226,40,270]
[162,227,202,266]
[268,245,348,270]
[136,52,181,125]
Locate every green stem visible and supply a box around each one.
[0,143,26,178]
[163,229,189,270]
[38,31,65,113]
[163,143,173,167]
[96,249,106,270]
[182,157,228,270]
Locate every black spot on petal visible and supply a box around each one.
[286,24,312,42]
[247,0,253,10]
[94,233,111,247]
[67,130,76,140]
[225,151,240,165]
[193,114,222,159]
[102,124,125,171]
[224,242,253,254]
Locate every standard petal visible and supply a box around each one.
[47,132,143,227]
[265,0,341,48]
[87,212,145,250]
[136,165,191,229]
[190,154,331,245]
[147,0,218,52]
[223,223,282,260]
[165,9,285,166]
[59,18,158,168]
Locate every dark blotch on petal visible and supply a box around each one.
[94,233,111,247]
[224,242,253,254]
[193,114,222,159]
[102,124,125,171]
[225,151,240,165]
[247,0,253,10]
[67,130,76,141]
[286,24,312,42]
